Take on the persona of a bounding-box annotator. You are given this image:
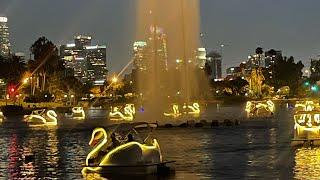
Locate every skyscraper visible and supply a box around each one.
[0,17,10,57]
[133,41,148,71]
[149,26,168,72]
[206,51,222,80]
[85,45,108,85]
[60,35,108,85]
[196,48,207,69]
[75,35,92,49]
[265,49,282,68]
[133,26,168,72]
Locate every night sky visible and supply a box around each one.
[1,0,320,72]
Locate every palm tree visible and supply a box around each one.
[29,37,59,93]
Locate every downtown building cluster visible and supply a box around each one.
[132,26,222,81]
[60,35,108,86]
[226,48,282,80]
[132,26,168,72]
[0,16,108,86]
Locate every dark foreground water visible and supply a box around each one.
[0,105,318,179]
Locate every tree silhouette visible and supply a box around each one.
[270,56,304,96]
[29,36,59,93]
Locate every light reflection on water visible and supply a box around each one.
[294,147,320,179]
[0,105,318,179]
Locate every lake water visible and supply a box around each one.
[0,104,318,179]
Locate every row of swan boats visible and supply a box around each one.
[244,99,320,146]
[22,107,86,127]
[0,107,176,176]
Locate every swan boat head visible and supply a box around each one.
[86,128,108,166]
[89,127,107,147]
[25,109,58,127]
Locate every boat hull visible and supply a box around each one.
[84,161,175,176]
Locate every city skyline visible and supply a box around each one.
[1,0,320,72]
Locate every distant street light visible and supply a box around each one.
[112,76,118,83]
[23,78,29,84]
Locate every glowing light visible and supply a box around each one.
[66,43,75,48]
[164,103,201,118]
[109,104,135,121]
[295,101,319,112]
[25,110,58,127]
[245,100,274,118]
[111,76,118,83]
[0,111,4,122]
[23,78,29,84]
[72,107,86,120]
[164,104,181,118]
[311,85,318,92]
[83,128,162,174]
[0,17,8,23]
[294,111,320,139]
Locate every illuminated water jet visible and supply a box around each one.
[135,0,206,121]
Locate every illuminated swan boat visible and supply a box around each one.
[109,104,135,121]
[245,100,274,118]
[164,102,201,118]
[24,109,58,127]
[295,100,320,112]
[72,107,86,119]
[82,123,174,176]
[292,101,320,146]
[0,111,4,122]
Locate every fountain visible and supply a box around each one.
[134,0,207,121]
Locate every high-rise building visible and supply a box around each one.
[206,51,222,80]
[133,41,148,71]
[247,54,265,70]
[151,27,168,71]
[226,66,242,80]
[60,35,108,85]
[0,17,10,57]
[75,35,92,49]
[265,49,282,68]
[73,57,88,82]
[196,48,207,69]
[85,45,108,85]
[133,26,168,72]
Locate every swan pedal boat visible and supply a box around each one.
[291,110,320,146]
[24,109,58,126]
[82,123,175,176]
[245,100,274,118]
